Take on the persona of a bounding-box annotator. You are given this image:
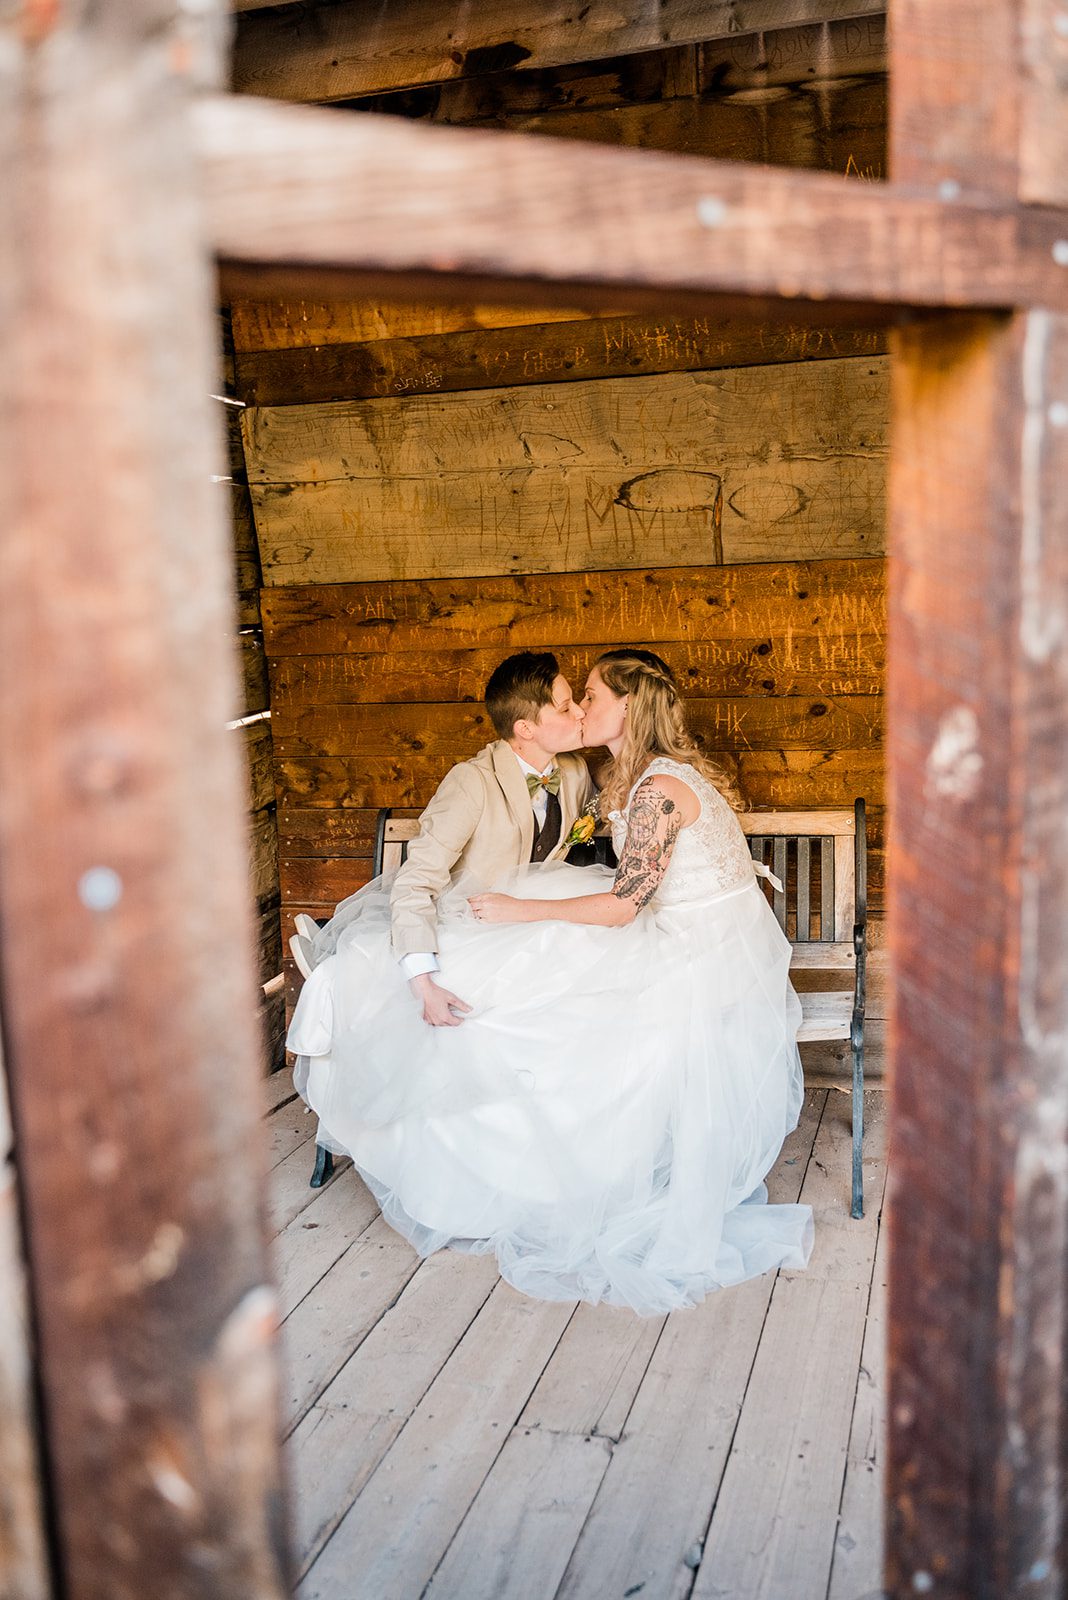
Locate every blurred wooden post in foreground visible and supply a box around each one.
[0,2,289,1597]
[887,3,1068,1596]
[1,0,1068,1593]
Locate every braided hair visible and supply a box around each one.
[594,648,742,813]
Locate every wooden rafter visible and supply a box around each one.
[232,0,886,99]
[199,96,1068,315]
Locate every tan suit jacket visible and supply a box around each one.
[390,741,595,957]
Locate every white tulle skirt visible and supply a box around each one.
[287,861,813,1315]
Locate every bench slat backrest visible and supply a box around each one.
[738,806,863,940]
[373,801,867,950]
[377,815,420,877]
[739,807,863,944]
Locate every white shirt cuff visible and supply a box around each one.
[400,952,440,980]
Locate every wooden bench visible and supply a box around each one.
[303,800,868,1217]
[739,802,868,1219]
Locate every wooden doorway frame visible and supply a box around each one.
[3,3,1067,1596]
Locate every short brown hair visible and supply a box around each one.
[484,651,559,739]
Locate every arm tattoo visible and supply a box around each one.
[612,784,682,913]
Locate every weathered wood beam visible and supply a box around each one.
[0,4,289,1597]
[0,1043,50,1600]
[259,558,885,655]
[887,309,1068,1600]
[887,8,1068,1588]
[1019,0,1068,207]
[890,0,1020,198]
[232,1,886,100]
[891,0,1068,210]
[198,96,1068,315]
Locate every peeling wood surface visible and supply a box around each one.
[0,1040,51,1600]
[1019,0,1068,206]
[887,312,1068,1598]
[231,1,888,101]
[885,4,1068,1591]
[260,1082,887,1597]
[890,0,1020,198]
[0,1,289,1593]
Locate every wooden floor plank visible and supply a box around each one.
[690,1095,888,1600]
[519,1303,666,1442]
[827,1197,888,1600]
[271,1169,379,1320]
[288,1247,501,1577]
[425,1429,613,1600]
[264,1066,298,1114]
[269,1144,348,1236]
[272,1085,887,1600]
[296,1282,575,1598]
[279,1213,422,1434]
[266,1093,318,1168]
[554,1092,827,1600]
[521,1089,827,1450]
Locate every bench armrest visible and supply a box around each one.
[851,920,867,1049]
[851,796,868,1046]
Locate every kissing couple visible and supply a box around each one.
[287,647,814,1315]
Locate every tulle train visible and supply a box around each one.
[288,861,813,1315]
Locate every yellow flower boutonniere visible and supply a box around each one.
[564,795,600,850]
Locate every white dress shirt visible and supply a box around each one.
[400,751,557,981]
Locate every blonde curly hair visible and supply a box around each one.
[594,648,743,814]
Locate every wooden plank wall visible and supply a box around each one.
[229,25,889,1008]
[242,343,889,1017]
[222,315,285,1066]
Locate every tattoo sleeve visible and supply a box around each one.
[612,782,682,913]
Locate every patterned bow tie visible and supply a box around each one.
[526,769,561,798]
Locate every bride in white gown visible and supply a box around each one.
[287,648,813,1315]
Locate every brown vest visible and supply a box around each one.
[529,791,561,863]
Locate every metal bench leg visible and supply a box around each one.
[850,1025,864,1220]
[310,1143,334,1189]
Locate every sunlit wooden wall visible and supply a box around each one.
[227,22,890,1030]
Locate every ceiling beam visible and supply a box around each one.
[232,0,886,102]
[197,95,1068,315]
